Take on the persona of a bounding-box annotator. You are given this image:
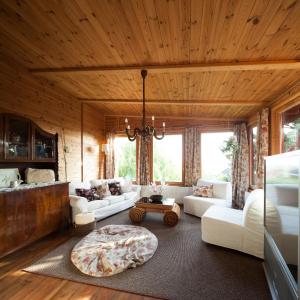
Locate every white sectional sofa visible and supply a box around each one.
[201,189,266,258]
[183,179,232,217]
[69,179,141,222]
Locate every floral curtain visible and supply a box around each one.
[232,123,249,209]
[256,108,269,188]
[137,136,150,185]
[105,132,115,179]
[184,127,201,186]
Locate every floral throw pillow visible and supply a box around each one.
[193,184,213,198]
[96,182,111,199]
[75,188,101,201]
[108,182,122,195]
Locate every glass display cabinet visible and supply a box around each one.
[0,113,58,180]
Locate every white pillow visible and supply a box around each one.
[25,168,55,184]
[120,178,132,193]
[90,179,105,188]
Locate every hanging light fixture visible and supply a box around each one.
[125,69,165,141]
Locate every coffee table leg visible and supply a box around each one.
[164,203,180,226]
[129,207,145,223]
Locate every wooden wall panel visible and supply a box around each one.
[0,58,105,181]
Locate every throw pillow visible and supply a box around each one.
[96,182,111,199]
[108,182,122,195]
[120,178,132,193]
[193,184,213,198]
[75,188,101,201]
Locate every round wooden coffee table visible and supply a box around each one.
[129,198,180,226]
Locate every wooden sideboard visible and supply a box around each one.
[0,182,70,258]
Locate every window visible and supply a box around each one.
[251,127,257,185]
[201,132,233,182]
[114,136,136,180]
[282,104,300,153]
[153,134,183,183]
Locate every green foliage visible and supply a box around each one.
[283,119,300,152]
[153,142,181,182]
[116,142,136,179]
[220,136,238,160]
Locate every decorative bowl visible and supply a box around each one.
[150,194,163,203]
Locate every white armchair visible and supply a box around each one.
[201,189,278,258]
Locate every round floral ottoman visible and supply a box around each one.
[71,224,158,277]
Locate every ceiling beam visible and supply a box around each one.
[104,114,246,121]
[268,80,300,111]
[80,99,263,106]
[30,60,300,76]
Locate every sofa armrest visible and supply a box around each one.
[69,195,89,213]
[131,185,141,197]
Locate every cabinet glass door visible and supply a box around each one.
[34,128,55,160]
[5,116,30,160]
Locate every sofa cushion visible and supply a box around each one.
[123,191,137,201]
[183,195,227,218]
[120,178,133,193]
[197,179,231,200]
[104,195,125,205]
[90,179,105,188]
[202,206,244,251]
[87,200,109,212]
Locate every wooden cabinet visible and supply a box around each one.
[0,183,70,258]
[0,113,58,180]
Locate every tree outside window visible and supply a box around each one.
[114,137,136,180]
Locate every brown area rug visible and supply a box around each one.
[24,209,271,300]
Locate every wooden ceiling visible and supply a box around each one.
[0,0,300,120]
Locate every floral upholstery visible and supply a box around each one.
[71,225,158,277]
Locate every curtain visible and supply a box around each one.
[232,123,249,209]
[137,136,150,185]
[256,108,269,188]
[105,132,115,179]
[184,127,201,186]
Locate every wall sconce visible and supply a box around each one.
[101,144,110,155]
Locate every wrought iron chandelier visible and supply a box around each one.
[125,69,165,141]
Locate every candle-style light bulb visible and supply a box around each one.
[125,118,128,124]
[152,116,155,121]
[127,125,130,129]
[162,122,165,131]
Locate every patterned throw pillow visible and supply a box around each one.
[193,184,213,198]
[108,182,122,195]
[75,188,101,201]
[96,182,111,199]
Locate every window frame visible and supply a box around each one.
[281,104,300,153]
[151,130,184,186]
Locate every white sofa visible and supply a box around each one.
[183,179,232,217]
[69,179,141,222]
[201,189,277,258]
